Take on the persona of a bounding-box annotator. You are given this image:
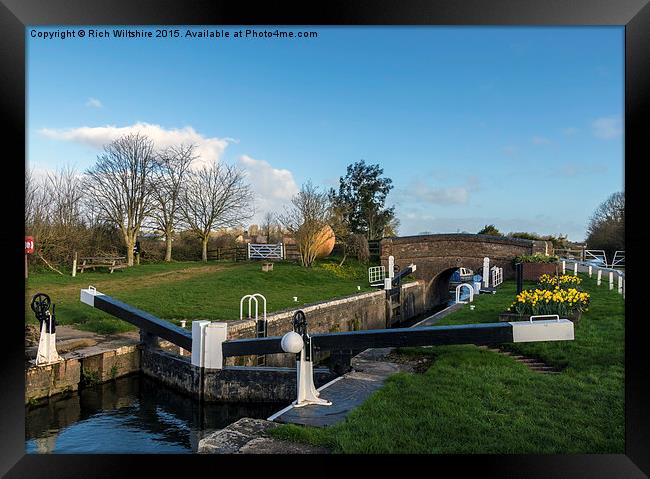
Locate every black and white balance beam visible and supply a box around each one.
[221,318,574,359]
[81,287,574,370]
[80,286,192,351]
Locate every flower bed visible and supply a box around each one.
[503,285,589,323]
[498,310,582,323]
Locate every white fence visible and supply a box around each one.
[247,243,284,260]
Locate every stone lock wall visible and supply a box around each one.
[224,281,427,367]
[381,234,549,308]
[25,344,140,404]
[141,348,335,403]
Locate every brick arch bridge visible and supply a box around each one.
[380,234,550,308]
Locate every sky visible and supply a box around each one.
[27,26,624,241]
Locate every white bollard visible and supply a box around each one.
[574,262,578,276]
[482,257,490,288]
[562,260,566,274]
[597,269,602,285]
[72,252,77,278]
[588,265,592,277]
[618,275,623,294]
[609,271,614,290]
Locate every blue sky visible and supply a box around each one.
[27,26,624,241]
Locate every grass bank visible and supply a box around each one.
[271,273,624,453]
[25,257,377,334]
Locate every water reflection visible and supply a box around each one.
[25,374,283,454]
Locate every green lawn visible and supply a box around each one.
[271,273,625,453]
[25,258,377,334]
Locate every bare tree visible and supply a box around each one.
[278,181,333,268]
[25,167,88,270]
[84,133,157,266]
[262,211,276,243]
[179,161,254,262]
[149,144,196,261]
[25,167,44,230]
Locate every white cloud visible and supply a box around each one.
[39,122,233,169]
[562,127,578,136]
[549,162,608,178]
[398,175,480,207]
[416,185,469,205]
[502,145,518,156]
[592,117,622,140]
[396,213,586,242]
[237,155,299,223]
[85,97,103,108]
[531,136,550,145]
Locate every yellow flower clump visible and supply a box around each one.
[538,274,582,287]
[508,287,590,316]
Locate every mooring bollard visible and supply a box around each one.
[179,320,187,356]
[483,257,490,289]
[562,260,566,274]
[72,251,77,278]
[588,265,592,277]
[618,274,623,294]
[597,269,602,285]
[609,271,614,290]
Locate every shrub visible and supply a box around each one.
[514,253,559,265]
[347,234,370,263]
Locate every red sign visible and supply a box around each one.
[25,236,34,254]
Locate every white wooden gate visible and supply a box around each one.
[247,243,284,260]
[611,250,625,268]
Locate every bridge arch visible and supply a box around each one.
[381,233,549,308]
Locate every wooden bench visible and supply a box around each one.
[78,256,127,274]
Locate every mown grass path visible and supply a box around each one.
[271,274,624,453]
[25,259,375,334]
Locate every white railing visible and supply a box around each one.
[247,243,284,260]
[240,293,268,366]
[368,265,386,284]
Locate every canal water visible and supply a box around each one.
[25,374,283,454]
